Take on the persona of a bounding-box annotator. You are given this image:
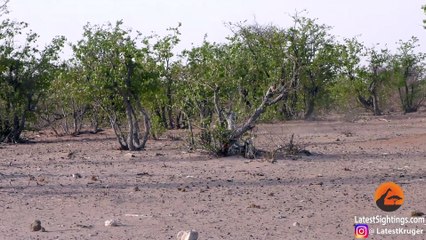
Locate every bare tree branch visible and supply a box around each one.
[0,0,9,16]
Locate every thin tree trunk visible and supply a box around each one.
[129,103,143,148]
[368,76,381,116]
[371,92,381,116]
[61,107,69,134]
[108,112,128,150]
[175,111,183,129]
[6,111,26,143]
[155,108,168,129]
[124,96,136,151]
[135,100,151,150]
[187,115,195,148]
[304,97,315,120]
[91,106,100,133]
[161,106,168,129]
[166,78,174,129]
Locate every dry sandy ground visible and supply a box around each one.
[0,112,425,240]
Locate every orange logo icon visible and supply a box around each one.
[374,182,404,212]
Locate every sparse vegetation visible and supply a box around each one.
[1,3,426,239]
[0,1,425,156]
[0,19,65,142]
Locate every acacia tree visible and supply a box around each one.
[73,21,157,150]
[391,37,426,113]
[361,47,392,115]
[331,38,369,112]
[228,23,301,145]
[152,24,181,130]
[180,22,300,157]
[0,19,65,142]
[228,23,290,119]
[287,16,340,119]
[341,45,392,116]
[180,41,231,154]
[40,61,96,135]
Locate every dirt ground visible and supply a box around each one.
[0,112,425,240]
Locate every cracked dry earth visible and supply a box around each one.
[0,112,425,240]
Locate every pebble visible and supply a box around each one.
[72,173,82,179]
[30,220,46,232]
[105,219,120,227]
[292,222,300,227]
